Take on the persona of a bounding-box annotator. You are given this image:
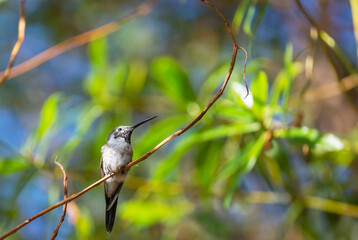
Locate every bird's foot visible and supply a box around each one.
[106,166,115,176]
[119,166,126,174]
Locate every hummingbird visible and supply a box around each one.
[100,116,157,233]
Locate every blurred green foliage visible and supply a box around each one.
[1,1,358,239]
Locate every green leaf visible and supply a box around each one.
[276,126,320,147]
[232,0,252,33]
[197,122,261,141]
[150,57,196,105]
[120,199,192,227]
[276,127,353,165]
[84,38,109,98]
[124,60,148,95]
[196,141,223,193]
[276,126,346,151]
[242,3,257,37]
[153,122,261,180]
[0,157,29,174]
[221,132,267,206]
[134,115,187,158]
[84,74,105,99]
[270,44,302,118]
[251,71,268,117]
[250,2,268,36]
[55,104,103,165]
[230,82,253,109]
[153,135,194,180]
[34,92,61,141]
[284,43,293,68]
[200,64,228,100]
[216,104,255,124]
[108,60,127,95]
[88,37,108,73]
[76,208,93,240]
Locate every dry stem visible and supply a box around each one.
[0,0,26,86]
[51,158,68,240]
[0,0,157,82]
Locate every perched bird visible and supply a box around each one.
[100,116,157,233]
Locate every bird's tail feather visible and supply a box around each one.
[106,196,118,233]
[104,182,123,233]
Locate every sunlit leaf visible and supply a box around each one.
[76,208,93,240]
[196,141,223,193]
[34,92,61,141]
[84,38,110,99]
[109,60,127,95]
[315,133,344,152]
[251,71,268,117]
[276,127,352,165]
[250,2,268,36]
[150,57,196,105]
[124,60,148,95]
[221,132,267,206]
[284,44,293,68]
[197,122,261,141]
[199,64,240,103]
[216,104,255,123]
[270,44,302,116]
[89,37,108,73]
[120,199,192,227]
[230,82,253,109]
[243,3,256,37]
[232,0,251,33]
[275,126,320,147]
[154,122,261,180]
[0,157,29,174]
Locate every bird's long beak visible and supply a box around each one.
[132,116,157,129]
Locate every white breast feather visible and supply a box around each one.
[101,137,133,191]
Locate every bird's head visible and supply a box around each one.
[106,116,157,145]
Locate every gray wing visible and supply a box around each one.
[101,155,124,232]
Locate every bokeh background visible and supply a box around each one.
[1,0,358,239]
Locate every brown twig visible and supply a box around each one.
[0,0,158,82]
[295,0,358,113]
[0,1,248,238]
[51,157,68,240]
[0,0,26,86]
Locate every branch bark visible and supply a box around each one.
[51,158,68,240]
[0,0,26,86]
[0,0,158,82]
[0,1,248,238]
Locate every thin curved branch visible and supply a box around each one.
[51,158,68,240]
[0,0,26,86]
[0,0,158,82]
[295,0,358,113]
[0,1,248,239]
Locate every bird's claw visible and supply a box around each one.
[119,166,126,174]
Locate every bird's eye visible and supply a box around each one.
[117,128,122,131]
